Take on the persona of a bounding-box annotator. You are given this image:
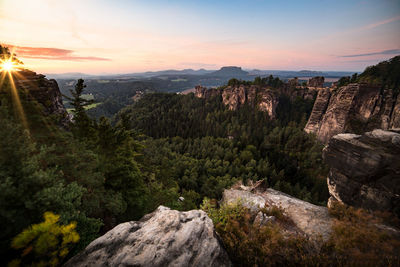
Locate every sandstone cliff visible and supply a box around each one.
[2,70,70,126]
[323,129,400,215]
[195,84,316,119]
[65,206,232,267]
[307,76,324,88]
[195,85,279,118]
[305,83,400,143]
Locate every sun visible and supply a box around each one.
[1,59,17,72]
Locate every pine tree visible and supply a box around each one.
[64,79,94,138]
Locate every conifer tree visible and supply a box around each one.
[64,79,94,138]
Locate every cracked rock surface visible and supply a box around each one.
[65,206,232,267]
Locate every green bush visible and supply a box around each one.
[9,212,80,267]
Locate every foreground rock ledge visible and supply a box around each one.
[222,186,333,241]
[65,206,232,267]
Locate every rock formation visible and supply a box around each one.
[307,76,324,88]
[1,70,70,126]
[391,94,400,127]
[195,85,279,118]
[222,183,333,241]
[304,88,331,134]
[305,83,400,143]
[194,85,220,99]
[288,77,298,87]
[323,129,400,215]
[257,89,279,118]
[65,206,232,267]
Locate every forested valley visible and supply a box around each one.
[1,64,328,265]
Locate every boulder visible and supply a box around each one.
[323,129,400,214]
[65,206,232,267]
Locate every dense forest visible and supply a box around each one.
[117,91,329,207]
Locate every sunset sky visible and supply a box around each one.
[1,0,399,74]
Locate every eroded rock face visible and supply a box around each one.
[257,89,278,118]
[195,81,318,119]
[304,88,331,135]
[307,76,324,88]
[194,85,220,99]
[221,187,332,241]
[288,77,298,87]
[65,206,232,267]
[305,83,400,143]
[195,85,280,118]
[6,70,70,126]
[323,129,400,214]
[222,85,247,111]
[391,94,400,128]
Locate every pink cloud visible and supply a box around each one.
[2,44,110,61]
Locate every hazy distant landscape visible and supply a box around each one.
[57,66,352,118]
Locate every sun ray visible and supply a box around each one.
[0,48,29,131]
[7,71,29,130]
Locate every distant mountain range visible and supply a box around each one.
[46,66,356,80]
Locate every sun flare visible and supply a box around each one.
[1,59,16,72]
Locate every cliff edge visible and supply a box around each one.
[1,70,70,127]
[323,129,400,215]
[305,83,400,143]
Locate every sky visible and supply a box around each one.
[0,0,399,74]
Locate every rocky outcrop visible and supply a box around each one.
[288,77,298,87]
[257,89,278,118]
[391,94,400,127]
[323,129,400,214]
[222,184,332,241]
[307,76,324,88]
[65,206,232,267]
[194,85,220,99]
[221,85,247,110]
[195,79,320,119]
[4,70,70,126]
[304,88,331,134]
[195,85,279,118]
[305,83,400,143]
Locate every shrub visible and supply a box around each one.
[322,202,400,266]
[201,199,313,266]
[9,212,80,267]
[202,199,400,266]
